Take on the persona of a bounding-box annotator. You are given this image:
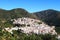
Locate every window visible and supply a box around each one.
[27,24,30,27]
[21,19,23,21]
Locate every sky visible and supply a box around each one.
[0,0,60,12]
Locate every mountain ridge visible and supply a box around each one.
[0,8,60,33]
[0,8,37,21]
[0,8,60,27]
[34,9,60,27]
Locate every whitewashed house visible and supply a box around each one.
[5,17,57,35]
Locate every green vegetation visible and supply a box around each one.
[34,9,60,27]
[0,29,58,40]
[0,8,59,40]
[0,8,37,20]
[37,22,42,24]
[0,8,37,27]
[34,9,60,33]
[55,27,60,34]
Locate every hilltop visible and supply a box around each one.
[0,8,37,21]
[34,9,60,27]
[0,8,37,28]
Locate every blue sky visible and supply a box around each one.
[0,0,60,12]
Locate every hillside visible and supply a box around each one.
[34,9,60,27]
[5,17,57,35]
[0,8,37,21]
[0,8,38,30]
[0,8,60,33]
[1,17,58,40]
[0,8,59,40]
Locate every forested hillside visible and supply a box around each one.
[34,9,60,27]
[0,8,37,28]
[0,8,60,40]
[0,8,37,21]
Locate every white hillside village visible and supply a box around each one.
[4,17,60,40]
[4,17,57,35]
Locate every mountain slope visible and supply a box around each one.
[0,8,37,21]
[34,9,60,27]
[0,8,37,28]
